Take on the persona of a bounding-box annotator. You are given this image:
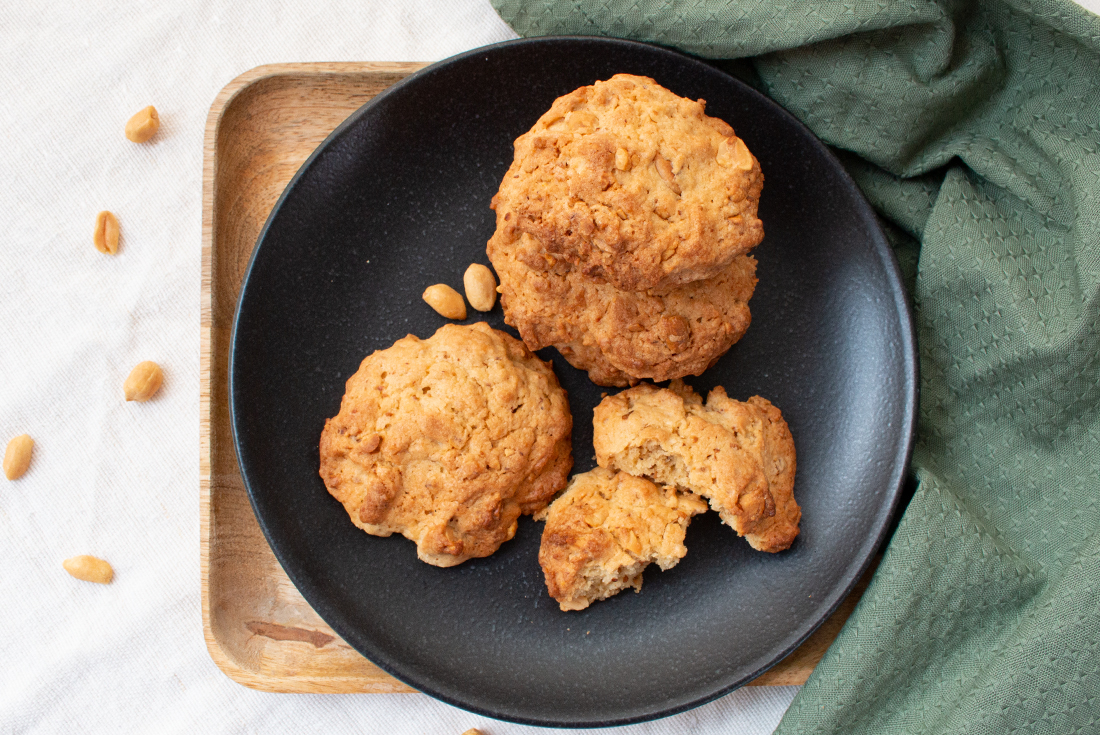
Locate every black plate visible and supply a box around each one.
[230,37,917,727]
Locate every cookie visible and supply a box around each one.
[488,225,756,387]
[536,467,707,611]
[490,73,764,294]
[593,380,798,552]
[318,322,573,567]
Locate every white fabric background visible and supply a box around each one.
[1,1,1096,733]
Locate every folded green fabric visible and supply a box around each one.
[490,1,1100,732]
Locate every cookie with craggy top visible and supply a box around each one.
[318,322,573,567]
[593,380,798,552]
[490,73,764,294]
[536,467,708,611]
[488,225,756,387]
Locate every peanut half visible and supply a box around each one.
[125,105,159,143]
[63,555,114,584]
[463,264,497,312]
[124,361,164,402]
[3,434,34,480]
[654,152,681,195]
[615,147,631,171]
[93,211,120,255]
[717,136,755,171]
[423,284,467,320]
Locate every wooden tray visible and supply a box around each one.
[200,61,872,693]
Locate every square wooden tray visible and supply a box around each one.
[200,61,870,693]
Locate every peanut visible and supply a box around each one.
[463,264,497,312]
[124,361,164,402]
[615,147,631,171]
[717,136,755,171]
[461,730,486,735]
[3,434,33,480]
[654,153,681,195]
[63,555,114,584]
[93,211,120,255]
[583,505,609,528]
[422,284,466,320]
[661,315,691,354]
[125,105,159,143]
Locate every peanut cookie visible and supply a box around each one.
[319,323,573,567]
[536,467,707,611]
[490,73,764,293]
[488,225,756,387]
[593,380,798,552]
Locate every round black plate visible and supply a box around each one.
[230,37,917,727]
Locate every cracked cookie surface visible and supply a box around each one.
[490,73,764,294]
[593,380,799,552]
[536,467,707,611]
[318,322,572,567]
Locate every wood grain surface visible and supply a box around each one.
[200,61,871,694]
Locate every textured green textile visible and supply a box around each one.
[490,1,1100,732]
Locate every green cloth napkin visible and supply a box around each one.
[490,1,1100,732]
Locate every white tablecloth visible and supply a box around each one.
[2,1,1095,733]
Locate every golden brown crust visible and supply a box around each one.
[488,224,756,386]
[592,380,799,552]
[536,467,707,611]
[491,74,764,294]
[318,323,573,567]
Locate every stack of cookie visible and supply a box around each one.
[487,74,765,387]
